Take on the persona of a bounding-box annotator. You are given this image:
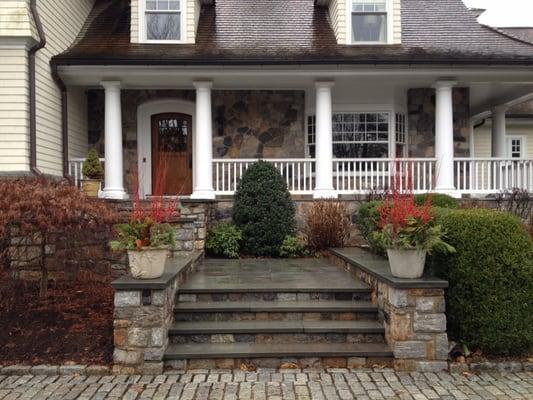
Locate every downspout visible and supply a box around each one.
[28,0,46,175]
[51,63,70,179]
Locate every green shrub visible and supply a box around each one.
[414,193,460,209]
[233,161,296,256]
[279,236,309,258]
[82,148,104,179]
[354,200,385,254]
[206,223,242,259]
[429,208,533,356]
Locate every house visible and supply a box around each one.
[1,0,532,200]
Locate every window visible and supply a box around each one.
[507,137,524,159]
[351,0,387,43]
[395,113,407,157]
[145,0,182,41]
[307,112,390,158]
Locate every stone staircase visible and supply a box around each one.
[163,258,393,369]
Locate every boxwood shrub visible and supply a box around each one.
[429,208,533,355]
[414,193,460,209]
[232,161,296,256]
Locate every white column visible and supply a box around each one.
[100,81,127,200]
[191,80,215,199]
[313,80,337,199]
[433,80,457,195]
[491,105,507,158]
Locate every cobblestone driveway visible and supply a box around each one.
[0,369,531,399]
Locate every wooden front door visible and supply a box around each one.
[151,112,193,195]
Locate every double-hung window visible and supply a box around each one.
[145,0,182,41]
[351,0,388,43]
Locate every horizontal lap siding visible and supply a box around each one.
[474,123,533,158]
[35,0,93,176]
[393,0,401,44]
[329,0,347,44]
[0,0,38,38]
[68,87,88,158]
[0,48,30,172]
[131,0,139,43]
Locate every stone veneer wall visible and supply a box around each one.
[408,88,470,157]
[88,90,305,193]
[330,254,448,372]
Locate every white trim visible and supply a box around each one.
[139,0,187,44]
[346,0,394,45]
[137,99,195,198]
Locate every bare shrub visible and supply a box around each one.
[0,177,118,298]
[304,200,350,251]
[494,189,532,235]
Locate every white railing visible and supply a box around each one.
[333,158,436,194]
[68,157,105,188]
[455,158,533,194]
[213,158,315,195]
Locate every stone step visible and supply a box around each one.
[177,291,371,303]
[163,342,394,369]
[168,320,385,345]
[174,300,377,313]
[169,320,385,334]
[174,300,378,322]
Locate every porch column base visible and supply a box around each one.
[190,189,215,200]
[313,189,338,199]
[102,187,128,200]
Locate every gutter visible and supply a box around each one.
[28,0,46,175]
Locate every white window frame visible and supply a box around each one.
[506,136,526,159]
[139,0,186,44]
[305,108,394,159]
[347,0,393,45]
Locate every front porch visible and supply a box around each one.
[62,68,533,198]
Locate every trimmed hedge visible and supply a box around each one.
[233,161,296,256]
[414,193,460,209]
[429,208,533,356]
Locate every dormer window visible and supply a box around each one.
[144,0,183,42]
[351,0,388,43]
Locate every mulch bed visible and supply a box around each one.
[0,270,114,366]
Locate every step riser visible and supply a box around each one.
[164,356,393,370]
[169,333,385,345]
[174,312,378,322]
[178,292,371,302]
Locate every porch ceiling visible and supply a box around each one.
[59,65,533,114]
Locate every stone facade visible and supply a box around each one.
[88,90,306,193]
[408,88,470,157]
[330,254,449,372]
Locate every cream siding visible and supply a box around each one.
[68,87,88,159]
[34,0,93,175]
[132,0,199,43]
[474,121,533,158]
[0,47,30,172]
[329,0,401,45]
[0,0,38,39]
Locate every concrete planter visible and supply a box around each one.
[386,249,427,279]
[81,179,101,198]
[127,248,168,279]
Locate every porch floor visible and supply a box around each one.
[180,258,368,293]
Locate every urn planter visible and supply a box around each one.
[81,179,101,198]
[127,248,169,279]
[386,248,427,279]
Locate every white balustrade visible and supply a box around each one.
[454,158,533,194]
[213,159,315,195]
[68,157,105,188]
[333,158,436,194]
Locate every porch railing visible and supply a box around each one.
[68,157,105,188]
[213,158,315,195]
[333,158,436,194]
[454,158,533,194]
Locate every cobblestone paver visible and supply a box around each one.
[0,369,531,399]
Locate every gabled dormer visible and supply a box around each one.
[131,0,212,44]
[319,0,401,45]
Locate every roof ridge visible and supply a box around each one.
[481,24,533,47]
